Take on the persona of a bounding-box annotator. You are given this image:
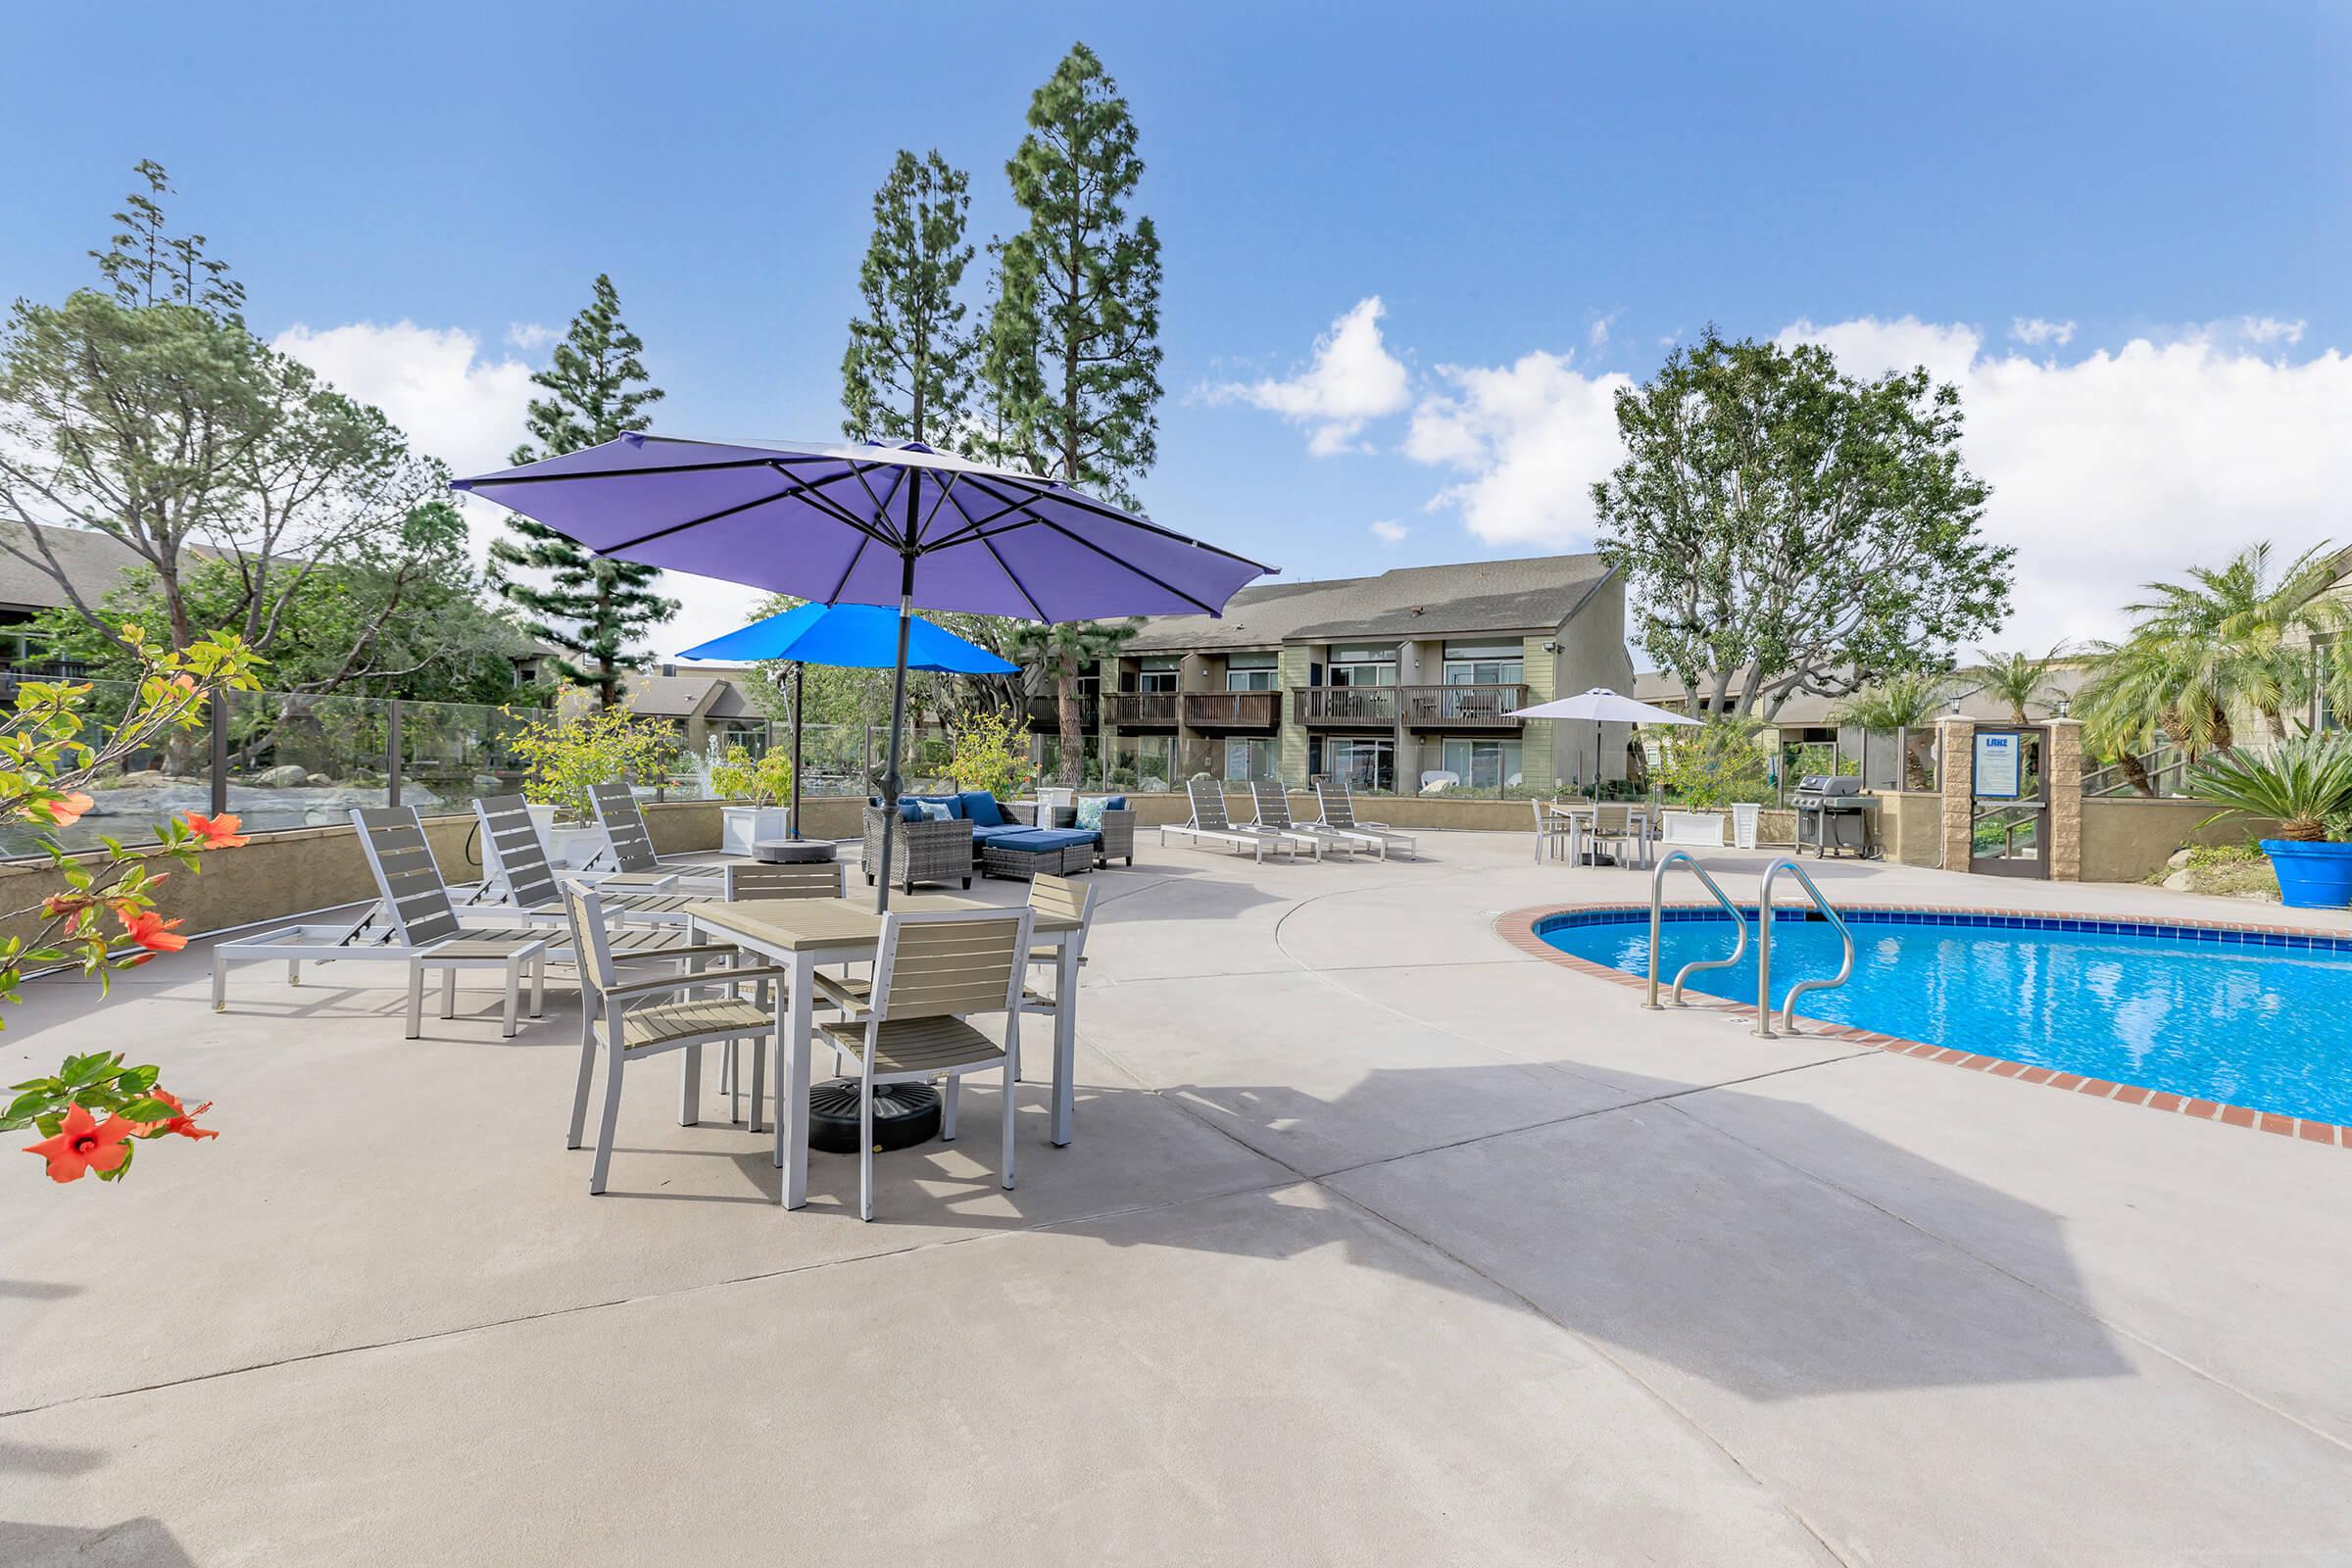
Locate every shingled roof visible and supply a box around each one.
[1125,554,1613,653]
[0,522,156,615]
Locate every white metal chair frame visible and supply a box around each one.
[1250,779,1368,858]
[562,884,791,1195]
[1159,777,1311,862]
[808,906,1035,1222]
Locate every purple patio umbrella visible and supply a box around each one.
[453,434,1273,906]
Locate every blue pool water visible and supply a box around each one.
[1540,907,2352,1124]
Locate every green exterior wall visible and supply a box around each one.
[1277,644,1313,785]
[1518,632,1558,793]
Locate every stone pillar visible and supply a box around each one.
[2046,717,2084,882]
[1936,715,1976,871]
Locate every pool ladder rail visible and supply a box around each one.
[1642,853,1856,1039]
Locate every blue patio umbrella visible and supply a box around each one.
[676,602,1017,839]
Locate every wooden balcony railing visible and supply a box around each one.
[1398,683,1529,728]
[1103,691,1180,728]
[1181,690,1280,731]
[1293,685,1399,726]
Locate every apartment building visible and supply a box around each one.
[1096,555,1632,794]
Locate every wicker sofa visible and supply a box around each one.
[862,793,1137,889]
[1011,797,1137,867]
[860,806,974,892]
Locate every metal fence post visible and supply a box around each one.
[210,688,230,818]
[386,698,403,808]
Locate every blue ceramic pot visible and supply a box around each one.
[2260,839,2352,909]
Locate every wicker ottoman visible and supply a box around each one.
[752,840,837,864]
[979,828,1099,881]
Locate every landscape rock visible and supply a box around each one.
[253,765,311,788]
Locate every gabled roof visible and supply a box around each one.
[0,521,157,614]
[1126,555,1613,653]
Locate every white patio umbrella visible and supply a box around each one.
[1508,687,1700,792]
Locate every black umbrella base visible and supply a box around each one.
[807,1078,942,1153]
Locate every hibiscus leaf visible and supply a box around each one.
[59,1053,112,1087]
[119,1096,177,1122]
[117,1063,159,1094]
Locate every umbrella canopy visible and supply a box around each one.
[456,434,1272,907]
[675,603,1017,844]
[1507,687,1701,726]
[676,601,1016,674]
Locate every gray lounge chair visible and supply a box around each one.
[1312,778,1417,859]
[1160,776,1309,862]
[1250,779,1369,858]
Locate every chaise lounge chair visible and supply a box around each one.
[472,794,703,926]
[1159,776,1312,862]
[1249,779,1369,858]
[588,781,743,895]
[1311,778,1417,859]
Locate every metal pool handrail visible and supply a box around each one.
[1755,858,1855,1038]
[1643,851,1750,1009]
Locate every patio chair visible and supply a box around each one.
[1250,779,1368,858]
[1588,803,1651,869]
[1531,797,1575,863]
[588,781,738,894]
[1159,776,1309,862]
[471,795,701,926]
[1311,778,1417,859]
[808,906,1036,1222]
[715,858,848,1114]
[562,883,789,1195]
[1014,872,1098,1084]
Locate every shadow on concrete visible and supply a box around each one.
[0,1517,194,1566]
[0,1440,107,1478]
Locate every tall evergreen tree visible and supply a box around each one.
[488,274,677,708]
[984,42,1163,503]
[842,150,977,447]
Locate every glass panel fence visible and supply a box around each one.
[225,690,393,838]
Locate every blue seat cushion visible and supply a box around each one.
[959,791,1005,827]
[901,793,963,819]
[970,824,1035,847]
[986,828,1097,857]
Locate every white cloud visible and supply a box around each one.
[1209,296,1411,456]
[1370,519,1408,545]
[273,320,538,478]
[1402,350,1633,547]
[506,321,559,351]
[1587,311,1620,349]
[2239,316,2306,346]
[2010,317,2077,347]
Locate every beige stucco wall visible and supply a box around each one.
[1873,791,1945,867]
[2078,798,2276,884]
[0,800,725,952]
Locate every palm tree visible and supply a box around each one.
[2078,543,2351,782]
[1970,642,2070,722]
[1006,618,1142,785]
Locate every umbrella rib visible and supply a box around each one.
[1035,519,1222,615]
[600,462,894,555]
[845,463,914,547]
[912,470,966,546]
[825,529,873,605]
[971,528,1053,623]
[950,470,1277,574]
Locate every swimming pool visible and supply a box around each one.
[1537,906,2352,1127]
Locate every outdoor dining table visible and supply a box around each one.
[1547,803,1654,867]
[684,894,1085,1209]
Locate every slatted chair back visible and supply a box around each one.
[352,807,463,946]
[1592,803,1632,835]
[724,860,843,901]
[1027,872,1098,958]
[1250,779,1298,830]
[558,881,620,997]
[870,908,1033,1022]
[1315,778,1356,829]
[1187,776,1237,832]
[590,781,661,874]
[475,794,563,906]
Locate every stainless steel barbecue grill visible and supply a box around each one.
[1791,774,1879,859]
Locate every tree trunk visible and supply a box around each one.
[2116,751,2156,798]
[1055,652,1081,785]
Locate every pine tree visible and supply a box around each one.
[842,150,977,447]
[984,42,1163,503]
[488,274,678,708]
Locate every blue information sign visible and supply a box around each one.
[1973,732,2022,800]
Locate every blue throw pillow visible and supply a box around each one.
[960,791,1004,827]
[1075,797,1108,832]
[1103,795,1128,812]
[898,800,924,824]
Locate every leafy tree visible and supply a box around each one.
[1832,670,1951,733]
[488,274,677,709]
[1594,327,2011,718]
[2078,543,2352,773]
[31,501,531,704]
[1969,643,2070,722]
[1006,617,1139,783]
[843,151,978,447]
[0,163,444,666]
[981,42,1163,502]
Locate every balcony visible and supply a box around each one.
[1024,694,1100,734]
[1103,691,1180,730]
[1399,683,1528,730]
[1181,690,1280,733]
[1294,685,1399,728]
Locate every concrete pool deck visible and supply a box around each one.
[3,834,2348,1564]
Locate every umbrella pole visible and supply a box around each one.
[874,543,918,913]
[790,662,804,841]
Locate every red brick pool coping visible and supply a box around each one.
[1495,901,2352,1151]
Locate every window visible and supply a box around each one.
[1226,652,1278,692]
[1442,639,1524,687]
[1224,737,1275,781]
[1441,738,1523,789]
[1323,737,1396,793]
[1122,733,1173,785]
[1328,644,1396,687]
[1136,657,1180,695]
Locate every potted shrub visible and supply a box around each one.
[505,705,682,867]
[709,744,794,855]
[2184,735,2352,908]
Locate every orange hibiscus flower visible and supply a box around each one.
[23,1104,138,1183]
[183,811,249,849]
[30,792,95,827]
[137,1090,219,1142]
[119,909,186,956]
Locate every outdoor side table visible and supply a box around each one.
[753,840,837,864]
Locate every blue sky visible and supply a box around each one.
[7,1,2345,654]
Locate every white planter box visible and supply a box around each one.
[1731,802,1761,851]
[547,821,607,869]
[720,805,791,857]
